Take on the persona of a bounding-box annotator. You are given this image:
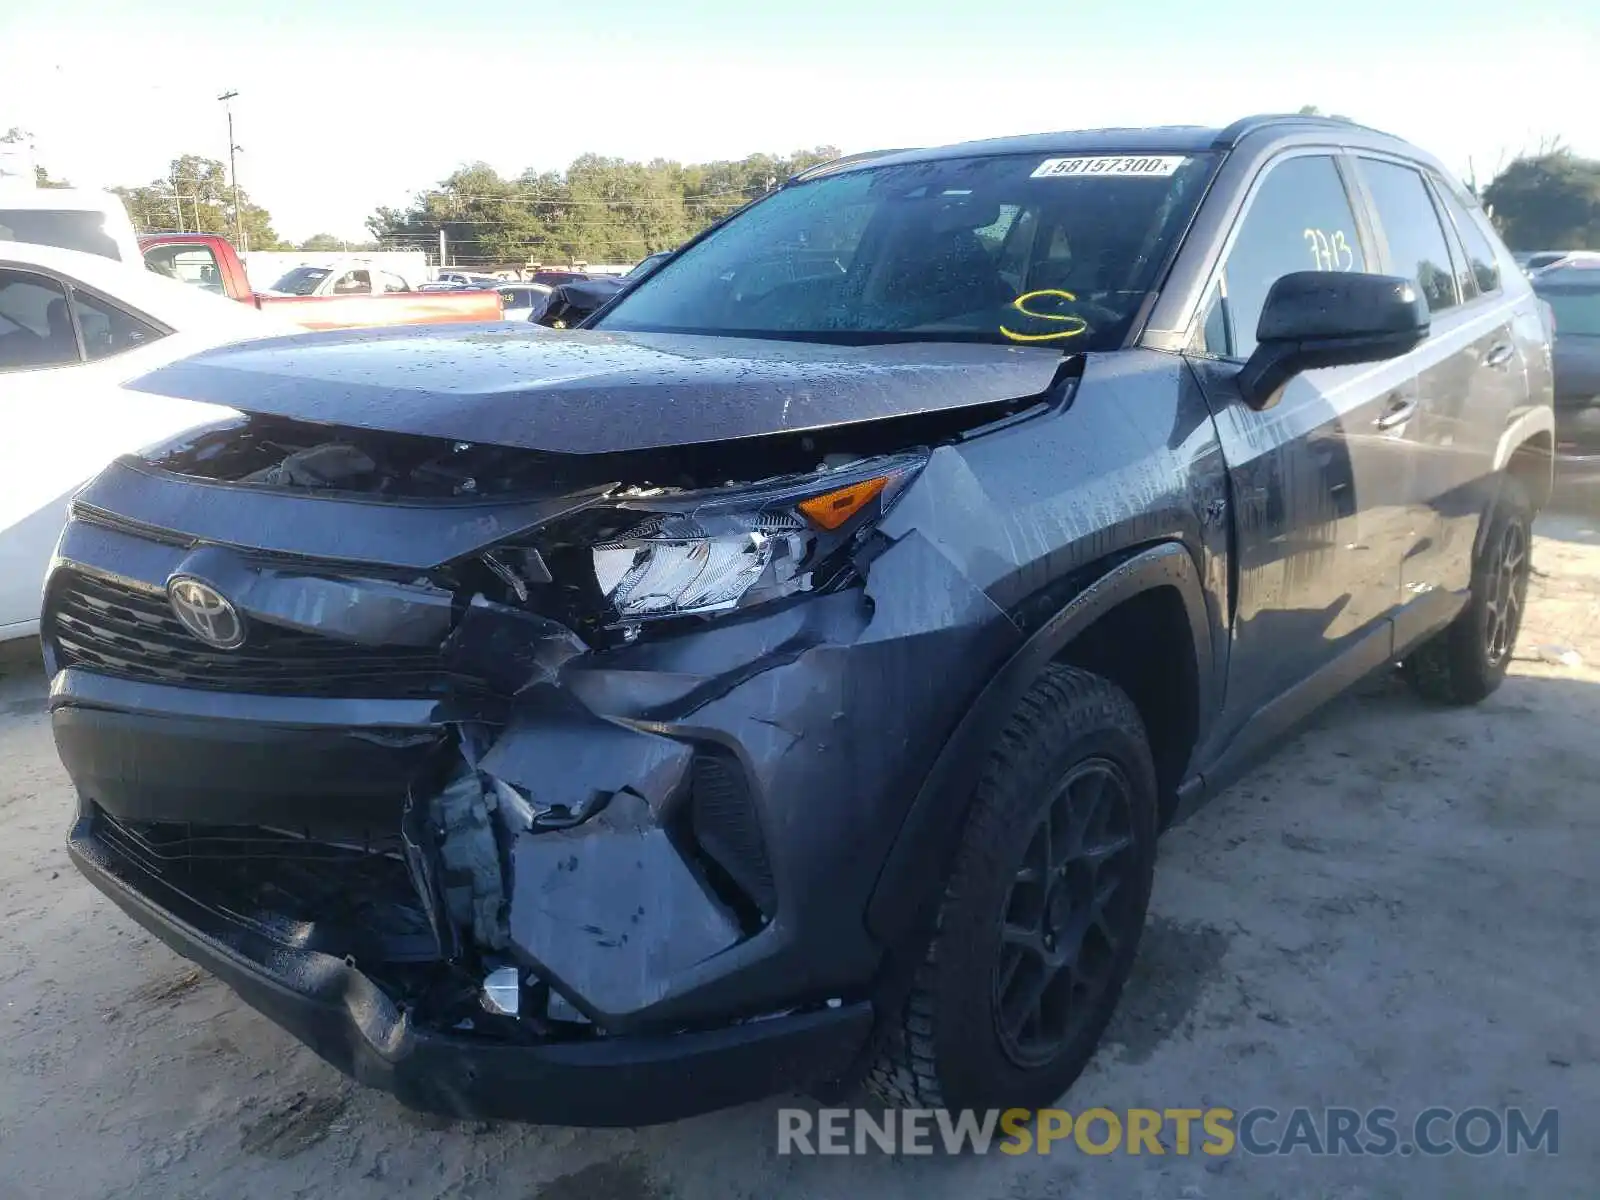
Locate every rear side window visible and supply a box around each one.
[145,244,225,294]
[1204,154,1367,359]
[1358,159,1459,314]
[69,287,165,361]
[0,268,78,371]
[0,209,121,261]
[1434,186,1503,298]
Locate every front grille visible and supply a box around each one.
[48,569,450,699]
[92,806,439,963]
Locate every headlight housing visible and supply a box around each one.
[584,453,924,625]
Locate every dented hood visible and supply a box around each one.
[127,325,1065,455]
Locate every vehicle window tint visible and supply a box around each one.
[1211,155,1366,358]
[1538,288,1600,336]
[145,244,225,294]
[0,269,79,371]
[599,152,1217,352]
[1435,186,1503,297]
[0,209,120,260]
[1358,159,1459,314]
[69,288,166,361]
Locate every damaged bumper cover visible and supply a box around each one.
[68,809,871,1126]
[49,435,1027,1120]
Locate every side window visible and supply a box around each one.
[145,245,224,293]
[69,288,166,361]
[380,272,409,293]
[1434,185,1503,298]
[1207,155,1366,358]
[0,269,80,372]
[332,269,372,294]
[1357,159,1459,314]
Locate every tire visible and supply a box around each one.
[1403,475,1533,706]
[866,664,1158,1111]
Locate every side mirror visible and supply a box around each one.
[1238,271,1429,410]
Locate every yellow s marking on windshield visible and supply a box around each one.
[1000,289,1090,343]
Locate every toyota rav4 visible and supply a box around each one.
[50,114,1553,1125]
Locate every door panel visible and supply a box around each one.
[1184,151,1419,749]
[1191,357,1407,746]
[1351,158,1525,615]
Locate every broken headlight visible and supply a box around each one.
[587,454,925,624]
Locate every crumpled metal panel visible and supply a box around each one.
[505,793,742,1020]
[126,327,1064,454]
[478,693,694,819]
[441,597,590,696]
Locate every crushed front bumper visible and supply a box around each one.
[47,457,1025,1119]
[69,805,872,1126]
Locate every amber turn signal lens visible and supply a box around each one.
[797,476,890,530]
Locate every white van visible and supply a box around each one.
[0,185,143,264]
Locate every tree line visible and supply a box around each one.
[10,125,1600,261]
[362,147,840,266]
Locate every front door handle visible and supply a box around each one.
[1485,343,1516,369]
[1374,395,1418,431]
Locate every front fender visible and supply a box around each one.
[864,540,1212,948]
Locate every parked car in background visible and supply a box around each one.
[1532,262,1600,472]
[529,274,624,326]
[49,115,1552,1124]
[0,242,287,640]
[0,186,143,264]
[1524,250,1600,276]
[528,269,591,288]
[137,234,504,330]
[434,270,503,288]
[495,282,553,321]
[263,258,416,297]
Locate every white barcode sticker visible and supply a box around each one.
[1031,155,1188,179]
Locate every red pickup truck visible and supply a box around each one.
[139,233,503,329]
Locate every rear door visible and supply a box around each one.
[1185,150,1417,744]
[1348,157,1525,632]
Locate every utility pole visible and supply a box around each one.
[218,90,245,251]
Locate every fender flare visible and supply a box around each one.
[1492,405,1555,475]
[864,540,1213,947]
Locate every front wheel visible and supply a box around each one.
[866,664,1158,1111]
[1404,474,1533,705]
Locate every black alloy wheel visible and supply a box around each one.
[993,758,1138,1068]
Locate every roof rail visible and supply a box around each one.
[1213,113,1381,148]
[791,148,914,184]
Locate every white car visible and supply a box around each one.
[0,184,143,263]
[0,243,285,640]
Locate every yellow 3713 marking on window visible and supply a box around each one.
[1000,290,1090,343]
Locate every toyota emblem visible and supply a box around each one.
[167,577,246,649]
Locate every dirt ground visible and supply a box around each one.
[1,509,1596,1200]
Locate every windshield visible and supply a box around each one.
[596,151,1216,347]
[0,209,121,261]
[270,266,332,295]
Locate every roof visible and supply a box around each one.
[801,114,1400,179]
[0,184,128,212]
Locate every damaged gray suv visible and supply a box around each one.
[52,115,1554,1125]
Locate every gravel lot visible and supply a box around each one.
[2,509,1596,1200]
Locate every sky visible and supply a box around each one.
[2,0,1596,243]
